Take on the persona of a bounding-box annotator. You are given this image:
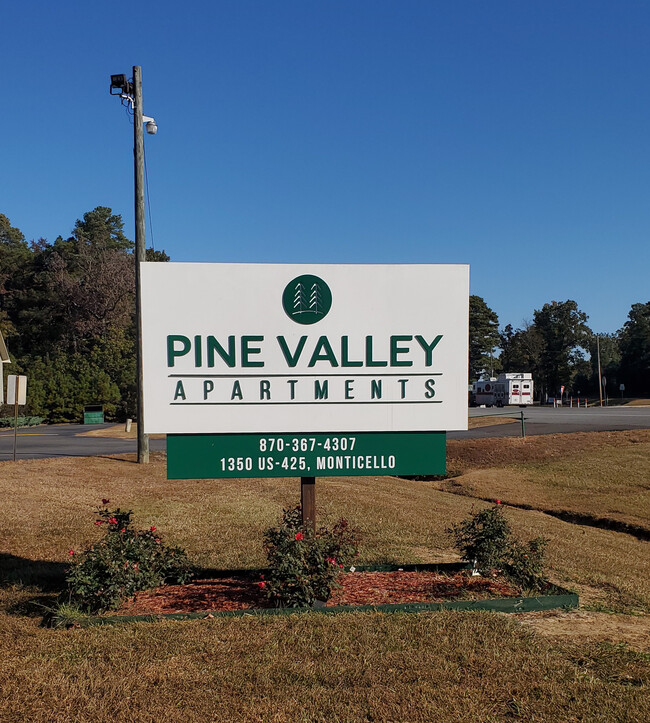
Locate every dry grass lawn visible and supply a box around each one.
[468,415,516,429]
[1,431,649,720]
[2,612,648,722]
[446,430,650,534]
[79,424,165,439]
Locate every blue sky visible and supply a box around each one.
[3,1,649,334]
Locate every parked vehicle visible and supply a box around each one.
[470,373,534,407]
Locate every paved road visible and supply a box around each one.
[0,424,166,461]
[1,406,648,459]
[450,405,650,439]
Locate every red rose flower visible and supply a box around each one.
[495,500,501,505]
[68,549,75,556]
[108,517,118,524]
[120,528,126,533]
[294,532,304,541]
[94,520,103,525]
[258,581,266,588]
[150,526,156,532]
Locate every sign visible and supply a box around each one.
[141,263,469,434]
[167,431,446,478]
[7,375,27,405]
[620,383,625,392]
[141,263,468,478]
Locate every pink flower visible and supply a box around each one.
[94,520,103,526]
[102,499,110,505]
[108,517,118,524]
[339,564,344,569]
[495,500,501,505]
[68,549,75,556]
[150,526,156,532]
[294,532,304,541]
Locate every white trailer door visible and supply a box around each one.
[510,381,521,404]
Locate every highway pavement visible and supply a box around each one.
[0,406,648,460]
[0,424,166,461]
[452,404,650,439]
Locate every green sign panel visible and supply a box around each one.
[167,431,446,479]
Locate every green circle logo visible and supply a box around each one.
[282,275,332,324]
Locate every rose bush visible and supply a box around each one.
[447,504,550,593]
[64,501,193,613]
[262,505,360,608]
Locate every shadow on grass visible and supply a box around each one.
[1,553,67,619]
[1,553,67,590]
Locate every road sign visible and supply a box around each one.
[7,375,27,405]
[7,375,27,462]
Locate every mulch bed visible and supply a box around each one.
[115,571,521,616]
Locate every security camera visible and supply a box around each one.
[145,120,158,135]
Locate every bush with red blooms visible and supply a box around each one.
[262,505,360,608]
[65,501,193,613]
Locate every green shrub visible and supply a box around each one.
[262,506,360,608]
[447,504,550,593]
[448,504,511,572]
[0,416,45,427]
[65,502,193,613]
[504,536,549,593]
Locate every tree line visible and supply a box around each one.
[0,208,168,422]
[1,207,647,421]
[469,295,650,400]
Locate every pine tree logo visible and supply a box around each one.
[282,275,332,324]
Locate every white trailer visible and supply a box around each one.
[471,373,533,407]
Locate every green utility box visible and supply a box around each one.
[83,405,104,424]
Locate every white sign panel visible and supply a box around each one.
[7,375,27,405]
[141,263,469,434]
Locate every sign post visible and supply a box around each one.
[141,263,469,524]
[7,375,27,462]
[301,476,316,529]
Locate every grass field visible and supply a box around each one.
[1,430,649,721]
[446,430,650,533]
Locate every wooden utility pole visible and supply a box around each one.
[596,335,603,408]
[133,66,149,463]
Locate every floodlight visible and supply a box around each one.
[110,74,131,95]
